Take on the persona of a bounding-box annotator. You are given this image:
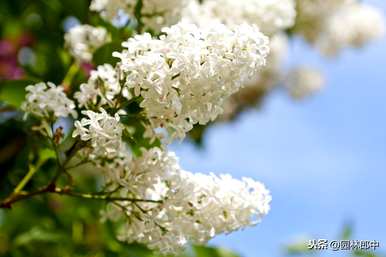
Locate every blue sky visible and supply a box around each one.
[172,1,386,256]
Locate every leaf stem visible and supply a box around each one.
[13,158,47,194]
[134,0,144,33]
[62,62,79,90]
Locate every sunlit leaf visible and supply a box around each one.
[193,245,241,257]
[284,240,314,256]
[92,42,122,66]
[0,80,34,108]
[14,227,67,246]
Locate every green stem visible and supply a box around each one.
[62,62,79,89]
[13,159,46,194]
[134,0,144,33]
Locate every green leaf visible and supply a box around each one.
[124,243,154,257]
[92,42,122,66]
[188,124,208,148]
[61,0,89,22]
[215,248,241,257]
[39,148,56,161]
[193,245,241,257]
[284,240,314,256]
[353,251,379,257]
[14,227,67,246]
[0,80,34,108]
[340,222,353,240]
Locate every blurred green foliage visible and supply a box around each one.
[0,193,241,257]
[0,0,90,83]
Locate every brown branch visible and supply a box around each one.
[0,184,55,209]
[0,106,16,113]
[0,185,161,209]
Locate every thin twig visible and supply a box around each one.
[13,158,47,194]
[61,62,79,91]
[0,185,161,209]
[55,188,162,203]
[0,106,16,113]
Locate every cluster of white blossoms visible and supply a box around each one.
[22,82,76,119]
[64,25,110,62]
[102,148,271,254]
[74,64,122,108]
[66,108,272,254]
[89,0,131,22]
[72,109,124,160]
[183,0,296,35]
[114,22,269,138]
[285,67,325,100]
[317,3,385,56]
[220,33,289,120]
[295,0,354,42]
[295,0,385,56]
[90,0,190,31]
[20,0,386,254]
[22,81,271,254]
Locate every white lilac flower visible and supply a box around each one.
[295,0,355,42]
[317,3,385,56]
[140,0,191,32]
[114,22,270,139]
[22,82,76,119]
[183,0,296,35]
[75,64,122,108]
[296,0,354,22]
[265,33,289,72]
[102,148,271,254]
[64,25,110,62]
[72,109,124,159]
[90,0,190,32]
[90,0,130,22]
[285,67,325,100]
[221,33,289,120]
